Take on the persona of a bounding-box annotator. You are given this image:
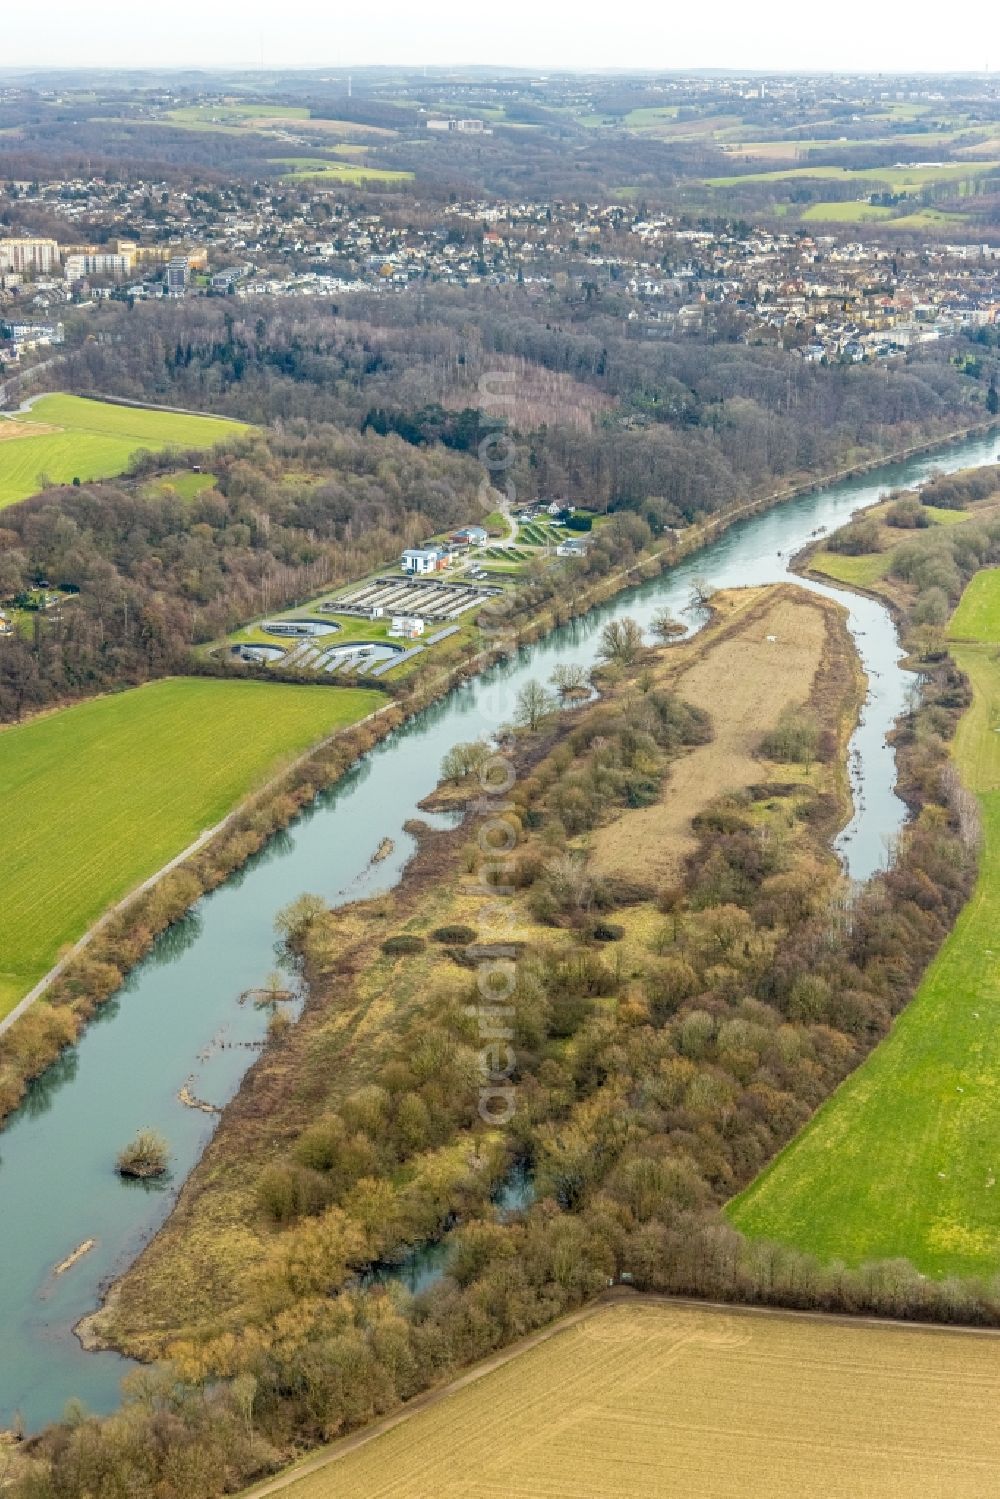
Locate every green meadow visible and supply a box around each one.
[948,567,1000,641]
[800,201,895,222]
[0,395,249,511]
[0,678,383,1018]
[807,549,892,586]
[168,103,309,123]
[809,507,969,588]
[727,570,1000,1278]
[276,157,413,184]
[922,504,972,526]
[707,161,1000,189]
[145,469,218,501]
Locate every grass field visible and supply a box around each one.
[727,570,1000,1278]
[923,504,971,526]
[0,395,249,511]
[272,118,396,140]
[798,201,966,231]
[808,549,893,585]
[0,678,383,1018]
[144,469,218,501]
[259,1300,1000,1499]
[276,158,413,184]
[890,208,968,230]
[169,103,310,123]
[707,160,1000,189]
[809,507,970,588]
[797,202,899,221]
[800,201,895,222]
[948,567,1000,640]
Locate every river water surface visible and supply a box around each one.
[1,429,996,1429]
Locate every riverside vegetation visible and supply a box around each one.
[8,567,985,1497]
[730,465,1000,1277]
[116,1130,170,1181]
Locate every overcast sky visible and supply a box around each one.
[2,0,995,74]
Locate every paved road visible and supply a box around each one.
[0,355,64,413]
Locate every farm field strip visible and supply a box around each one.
[798,202,965,229]
[0,395,249,510]
[258,1300,1000,1499]
[800,201,895,222]
[0,678,383,1017]
[727,568,1000,1278]
[276,159,413,183]
[706,160,1000,188]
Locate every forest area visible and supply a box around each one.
[1,282,993,723]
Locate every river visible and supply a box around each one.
[0,428,996,1431]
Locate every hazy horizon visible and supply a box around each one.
[2,0,996,75]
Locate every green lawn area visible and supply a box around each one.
[619,105,681,129]
[948,567,1000,640]
[0,678,382,1018]
[0,395,249,511]
[169,104,309,122]
[276,157,413,184]
[230,610,399,653]
[163,104,311,131]
[800,201,895,223]
[923,504,970,526]
[808,549,892,586]
[811,508,969,587]
[891,209,968,230]
[144,469,218,502]
[727,571,1000,1278]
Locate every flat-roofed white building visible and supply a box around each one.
[64,251,133,281]
[401,546,450,575]
[389,615,425,639]
[0,237,60,273]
